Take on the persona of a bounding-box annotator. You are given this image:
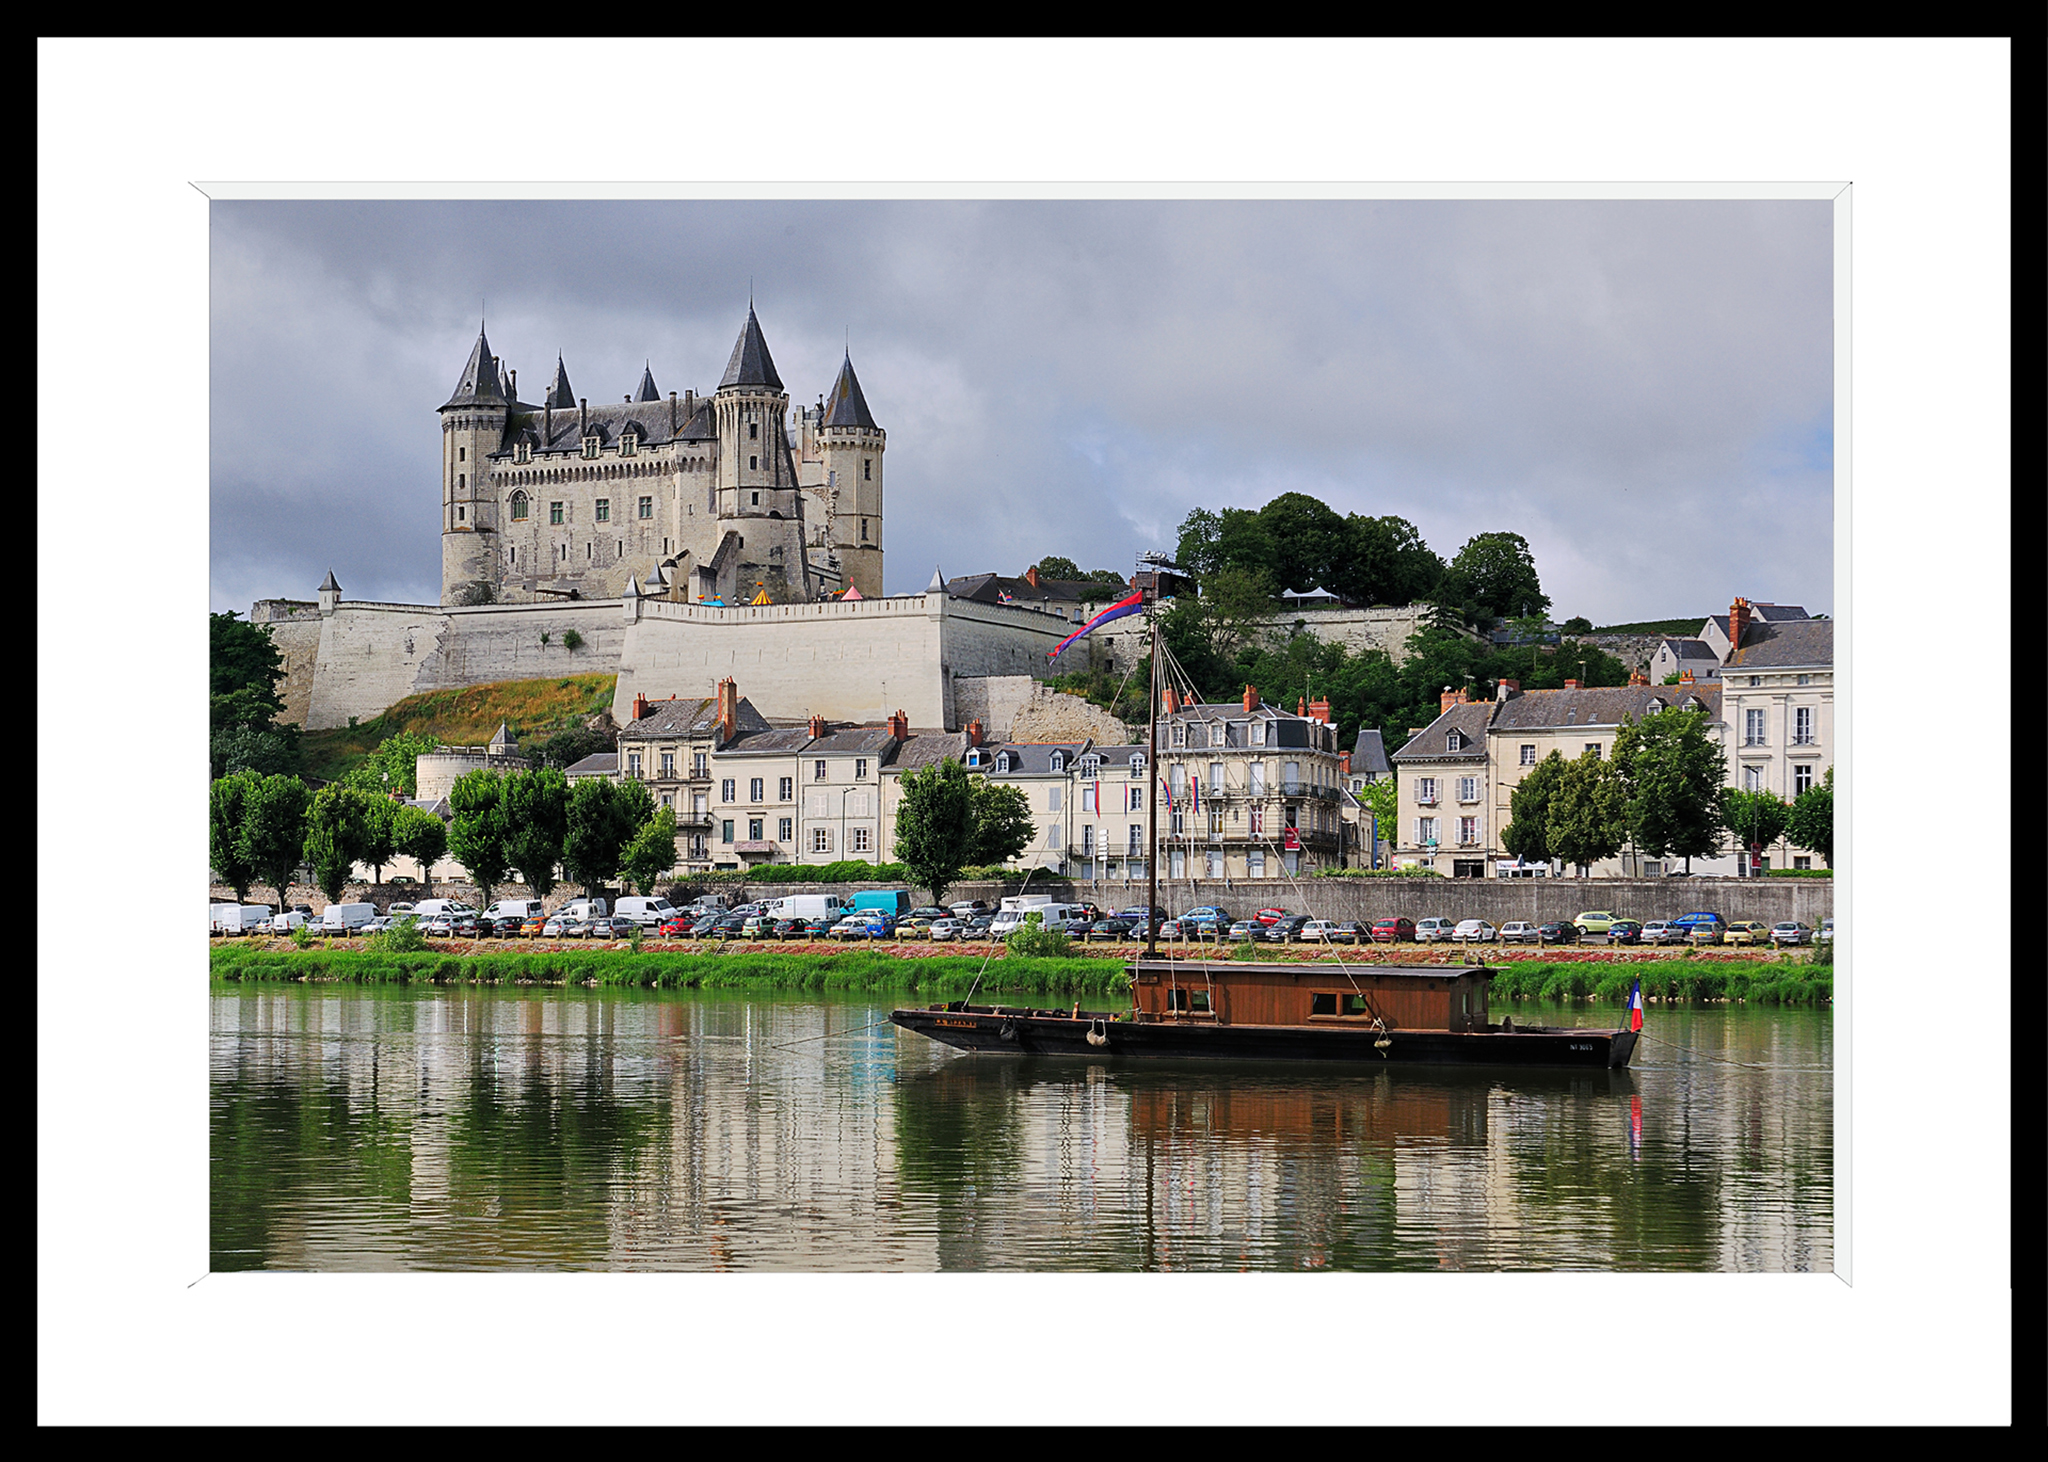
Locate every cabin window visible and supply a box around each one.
[1310,993,1339,1015]
[1167,988,1208,1012]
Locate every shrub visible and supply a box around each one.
[1229,938,1262,961]
[290,922,315,949]
[1006,920,1071,959]
[562,628,585,652]
[366,914,426,954]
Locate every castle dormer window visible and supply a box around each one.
[514,442,530,464]
[966,750,983,768]
[620,432,636,457]
[1079,756,1100,775]
[582,437,600,460]
[510,491,529,522]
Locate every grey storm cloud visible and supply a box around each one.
[210,199,1832,625]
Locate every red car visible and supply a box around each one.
[1371,917,1417,943]
[1254,907,1288,926]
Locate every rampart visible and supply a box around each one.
[1097,602,1451,671]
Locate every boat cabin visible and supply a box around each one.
[1127,958,1493,1033]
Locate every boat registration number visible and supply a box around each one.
[1570,1043,1593,1051]
[936,1019,980,1029]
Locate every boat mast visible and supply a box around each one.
[1144,571,1160,959]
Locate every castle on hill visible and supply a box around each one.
[439,304,885,607]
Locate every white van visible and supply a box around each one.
[411,898,477,920]
[211,902,242,935]
[319,902,378,933]
[558,896,608,922]
[214,903,273,935]
[484,898,544,923]
[614,895,681,928]
[765,894,846,923]
[993,901,1089,936]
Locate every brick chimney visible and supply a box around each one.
[1243,684,1258,713]
[966,719,983,747]
[888,709,908,741]
[1024,565,1040,589]
[1340,751,1352,775]
[1439,686,1469,714]
[1297,696,1307,717]
[1564,679,1579,690]
[1678,669,1695,684]
[716,677,739,744]
[1307,696,1332,725]
[1496,678,1520,702]
[1165,685,1180,714]
[808,714,828,740]
[1628,669,1650,686]
[1728,596,1752,655]
[631,693,650,723]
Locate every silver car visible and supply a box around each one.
[1770,921,1813,946]
[1414,917,1458,943]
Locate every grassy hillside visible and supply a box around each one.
[1592,618,1703,635]
[302,674,617,782]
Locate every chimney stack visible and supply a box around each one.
[888,709,908,741]
[1024,565,1040,589]
[1297,696,1307,717]
[1728,597,1752,656]
[717,677,739,744]
[1439,687,1468,714]
[1678,669,1695,684]
[579,397,588,435]
[632,694,650,723]
[1564,679,1579,690]
[808,714,828,740]
[1628,669,1650,687]
[1340,752,1352,775]
[1496,678,1520,702]
[669,390,678,434]
[1308,696,1332,725]
[967,719,983,748]
[1243,684,1258,713]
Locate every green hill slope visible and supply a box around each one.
[303,674,617,783]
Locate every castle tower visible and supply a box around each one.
[713,306,807,597]
[818,350,885,598]
[439,324,511,605]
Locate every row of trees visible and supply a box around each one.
[444,767,678,907]
[211,773,448,905]
[1502,711,1833,873]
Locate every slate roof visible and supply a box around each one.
[496,395,717,460]
[890,730,970,774]
[545,355,575,409]
[634,363,660,402]
[719,306,783,390]
[1488,684,1722,732]
[1351,728,1390,776]
[823,352,878,429]
[319,569,341,593]
[563,752,618,777]
[1391,702,1495,763]
[805,726,901,757]
[1660,637,1717,659]
[979,741,1091,775]
[620,695,772,742]
[1726,619,1833,670]
[441,326,509,409]
[718,726,820,757]
[944,572,1108,608]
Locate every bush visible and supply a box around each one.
[290,922,315,949]
[1006,921,1071,959]
[366,914,427,953]
[1228,938,1262,961]
[562,628,585,652]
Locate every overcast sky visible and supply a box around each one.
[210,198,1832,625]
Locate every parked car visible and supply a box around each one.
[1178,907,1233,940]
[1117,906,1169,933]
[1723,920,1772,947]
[1573,911,1619,935]
[386,902,416,916]
[361,916,395,934]
[903,906,952,932]
[522,915,550,938]
[1262,916,1314,944]
[1669,912,1726,941]
[1371,917,1417,943]
[1226,919,1265,943]
[1536,922,1579,944]
[1816,918,1834,945]
[590,917,633,939]
[1770,921,1813,946]
[1253,908,1289,927]
[1499,921,1541,944]
[928,918,966,942]
[1085,918,1135,943]
[490,914,530,938]
[1451,919,1497,943]
[272,910,313,933]
[1330,921,1370,946]
[1640,920,1684,946]
[1607,920,1644,945]
[1414,917,1458,943]
[421,915,456,937]
[948,900,992,919]
[1157,919,1186,941]
[1298,920,1345,944]
[688,915,724,937]
[826,915,874,941]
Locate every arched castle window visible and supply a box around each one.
[510,491,529,522]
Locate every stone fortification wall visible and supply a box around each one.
[252,602,325,727]
[1005,682,1135,746]
[1579,634,1667,672]
[1096,602,1449,672]
[950,675,1037,744]
[415,749,533,802]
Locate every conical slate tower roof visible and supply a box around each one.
[719,305,783,391]
[823,351,877,429]
[441,325,508,409]
[545,354,576,409]
[634,362,660,402]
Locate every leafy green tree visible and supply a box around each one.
[499,766,571,898]
[1547,749,1629,875]
[1786,766,1834,866]
[1722,789,1792,869]
[895,758,977,906]
[1353,776,1396,867]
[244,774,312,908]
[447,768,510,907]
[342,731,441,797]
[528,725,613,773]
[211,723,304,781]
[1258,492,1351,595]
[1501,751,1566,867]
[1613,708,1727,871]
[304,784,376,903]
[1560,616,1593,636]
[564,776,654,894]
[1335,513,1444,606]
[620,807,680,895]
[209,770,262,902]
[393,805,446,890]
[1030,555,1084,581]
[1175,505,1277,582]
[969,777,1035,867]
[359,795,399,884]
[210,611,302,779]
[1436,531,1551,623]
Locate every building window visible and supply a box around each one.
[1206,851,1224,879]
[458,447,466,462]
[1794,856,1811,870]
[751,491,759,506]
[1081,784,1096,813]
[1446,729,1463,752]
[1209,762,1224,794]
[778,776,792,801]
[721,779,735,803]
[660,752,674,777]
[1459,816,1479,845]
[1128,825,1143,856]
[583,437,599,460]
[1794,707,1815,745]
[456,504,465,521]
[693,752,707,776]
[852,827,872,853]
[863,459,871,480]
[1129,754,1146,774]
[1520,744,1536,766]
[749,818,763,840]
[1743,765,1763,792]
[514,442,529,463]
[1048,786,1062,813]
[1249,807,1264,836]
[510,491,529,521]
[750,778,764,802]
[638,496,653,520]
[550,501,564,525]
[1749,676,1761,687]
[1458,776,1479,802]
[1048,823,1063,850]
[1415,777,1437,804]
[815,760,827,780]
[721,819,734,843]
[749,455,758,471]
[1250,721,1266,745]
[748,421,758,440]
[1745,709,1767,746]
[662,794,673,809]
[1585,744,1601,759]
[860,519,869,541]
[626,752,642,777]
[778,817,792,840]
[1418,817,1439,846]
[1129,785,1143,811]
[812,828,831,853]
[620,434,636,457]
[1248,849,1265,878]
[595,499,610,522]
[854,759,867,779]
[1794,764,1815,795]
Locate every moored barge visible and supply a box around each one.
[891,957,1638,1069]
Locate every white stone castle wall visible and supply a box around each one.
[1095,602,1444,670]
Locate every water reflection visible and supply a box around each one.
[212,986,1829,1273]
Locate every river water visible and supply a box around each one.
[210,984,1832,1272]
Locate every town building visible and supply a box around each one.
[1720,616,1834,870]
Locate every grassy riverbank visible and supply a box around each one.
[211,946,1827,1005]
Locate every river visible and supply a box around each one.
[210,983,1831,1272]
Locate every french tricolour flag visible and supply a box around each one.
[1049,589,1145,660]
[1626,977,1644,1033]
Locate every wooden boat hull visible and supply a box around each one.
[891,1006,1639,1069]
